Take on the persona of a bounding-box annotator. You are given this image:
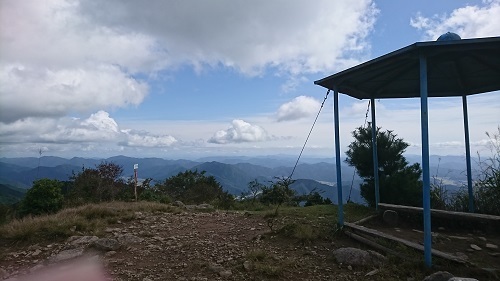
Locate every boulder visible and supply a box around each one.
[68,235,99,247]
[470,244,482,251]
[382,210,399,226]
[50,248,84,263]
[243,260,252,271]
[92,238,121,251]
[486,243,498,249]
[219,270,232,278]
[332,247,385,267]
[173,201,186,208]
[117,234,144,245]
[208,263,224,273]
[422,271,454,281]
[196,203,214,209]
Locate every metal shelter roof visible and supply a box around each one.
[314,36,500,99]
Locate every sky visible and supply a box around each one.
[0,0,499,160]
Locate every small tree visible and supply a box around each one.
[68,162,125,203]
[260,177,296,215]
[20,178,64,216]
[345,125,422,207]
[247,179,265,204]
[96,161,124,201]
[304,191,326,207]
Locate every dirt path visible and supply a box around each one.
[1,209,497,280]
[1,210,374,281]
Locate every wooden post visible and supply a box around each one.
[134,164,138,201]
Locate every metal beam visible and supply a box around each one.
[419,55,432,268]
[333,89,344,226]
[371,99,380,210]
[462,95,475,212]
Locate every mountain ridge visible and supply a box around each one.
[0,155,474,205]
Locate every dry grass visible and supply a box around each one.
[245,249,290,277]
[0,201,178,243]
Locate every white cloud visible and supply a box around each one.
[0,0,378,123]
[276,96,322,122]
[75,0,378,75]
[0,0,167,72]
[0,111,177,148]
[81,111,119,133]
[0,62,148,123]
[0,0,159,123]
[209,120,269,144]
[120,130,177,148]
[410,0,500,40]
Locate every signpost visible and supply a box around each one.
[134,164,138,201]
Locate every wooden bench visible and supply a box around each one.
[344,222,468,264]
[378,203,500,225]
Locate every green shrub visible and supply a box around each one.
[20,178,64,216]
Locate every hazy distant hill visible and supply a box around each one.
[190,161,262,194]
[197,155,336,168]
[0,183,26,205]
[0,155,475,205]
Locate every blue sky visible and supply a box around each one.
[1,0,499,159]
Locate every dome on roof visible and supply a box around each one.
[437,32,461,41]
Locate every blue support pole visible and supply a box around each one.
[462,95,475,213]
[371,98,380,210]
[419,55,432,268]
[333,89,344,226]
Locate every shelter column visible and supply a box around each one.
[419,54,432,267]
[370,99,380,210]
[333,89,344,226]
[462,95,474,213]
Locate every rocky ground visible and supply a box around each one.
[0,207,497,281]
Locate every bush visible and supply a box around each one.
[20,179,64,216]
[157,170,234,207]
[449,127,500,215]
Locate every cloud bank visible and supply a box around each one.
[0,110,177,148]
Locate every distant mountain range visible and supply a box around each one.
[0,154,476,205]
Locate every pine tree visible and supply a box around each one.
[345,125,422,207]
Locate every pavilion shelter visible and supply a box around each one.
[314,34,500,267]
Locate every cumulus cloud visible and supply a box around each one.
[276,96,322,122]
[0,0,378,123]
[410,0,500,40]
[0,111,177,148]
[0,64,148,123]
[0,0,160,123]
[209,120,269,144]
[76,0,378,75]
[0,1,167,72]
